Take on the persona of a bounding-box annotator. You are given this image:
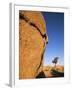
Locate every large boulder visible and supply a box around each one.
[19,11,48,79]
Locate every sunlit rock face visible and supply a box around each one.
[19,11,48,79]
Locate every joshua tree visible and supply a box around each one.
[52,57,59,67]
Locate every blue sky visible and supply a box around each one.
[42,12,64,65]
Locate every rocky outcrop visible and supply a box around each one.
[43,65,64,78]
[19,11,48,79]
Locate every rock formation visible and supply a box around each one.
[43,65,64,78]
[19,10,48,79]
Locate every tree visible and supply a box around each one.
[52,57,59,67]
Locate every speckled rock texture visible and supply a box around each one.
[19,11,48,79]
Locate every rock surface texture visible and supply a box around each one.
[19,11,48,79]
[43,65,64,78]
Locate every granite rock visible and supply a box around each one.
[19,11,48,79]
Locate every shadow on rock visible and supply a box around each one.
[36,71,46,78]
[51,69,64,77]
